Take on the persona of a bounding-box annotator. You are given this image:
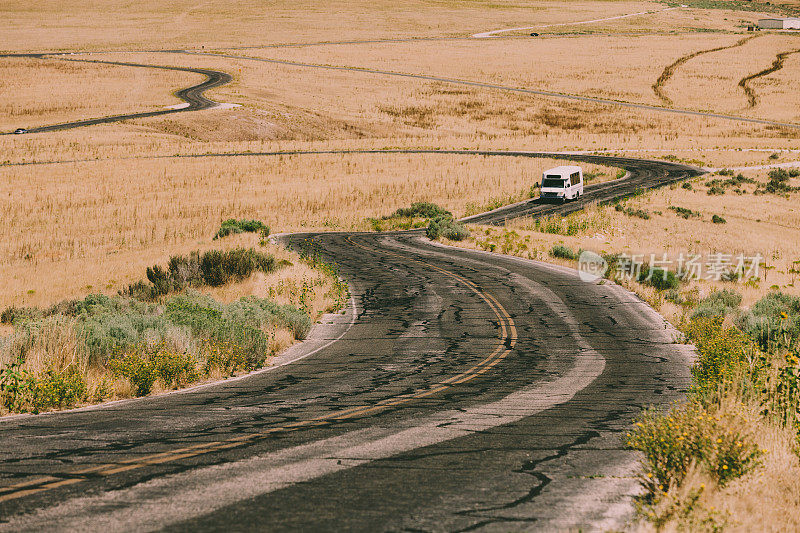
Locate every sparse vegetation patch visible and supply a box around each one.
[368,202,452,232]
[427,215,470,241]
[214,219,269,240]
[550,244,579,260]
[615,203,651,220]
[756,168,799,195]
[669,206,701,219]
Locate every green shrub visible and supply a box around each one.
[108,344,200,396]
[691,289,742,319]
[108,351,159,396]
[392,202,451,219]
[151,346,199,389]
[707,185,726,196]
[769,168,789,182]
[165,291,308,370]
[762,353,800,434]
[0,306,43,325]
[214,218,269,240]
[757,168,797,194]
[626,208,651,220]
[683,316,752,396]
[0,356,31,412]
[737,291,800,352]
[426,215,470,241]
[1,354,88,413]
[615,203,650,219]
[669,206,700,219]
[167,252,204,291]
[638,266,680,291]
[78,307,170,363]
[549,244,578,260]
[681,182,693,190]
[627,404,761,497]
[711,214,726,224]
[199,248,276,287]
[26,368,87,412]
[202,341,249,375]
[146,265,172,297]
[225,296,312,340]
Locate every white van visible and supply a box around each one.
[539,165,583,203]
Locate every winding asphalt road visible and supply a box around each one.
[0,56,231,135]
[0,28,713,530]
[0,152,702,530]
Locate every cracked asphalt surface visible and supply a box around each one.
[0,154,700,530]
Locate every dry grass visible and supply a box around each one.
[236,30,800,122]
[237,34,737,106]
[200,243,345,320]
[0,0,683,53]
[0,154,605,309]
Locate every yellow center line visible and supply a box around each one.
[0,234,517,503]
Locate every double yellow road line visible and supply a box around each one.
[0,236,516,504]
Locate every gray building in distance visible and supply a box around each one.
[758,17,800,29]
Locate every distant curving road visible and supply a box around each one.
[0,155,703,531]
[0,56,231,135]
[4,42,800,134]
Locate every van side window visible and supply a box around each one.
[570,172,580,186]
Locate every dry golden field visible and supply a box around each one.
[1,0,799,312]
[2,0,800,523]
[665,33,800,119]
[1,0,798,322]
[0,153,615,308]
[0,0,673,52]
[233,34,734,105]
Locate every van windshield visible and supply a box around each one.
[542,177,566,188]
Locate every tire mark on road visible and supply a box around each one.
[182,49,800,130]
[653,34,760,105]
[738,47,800,108]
